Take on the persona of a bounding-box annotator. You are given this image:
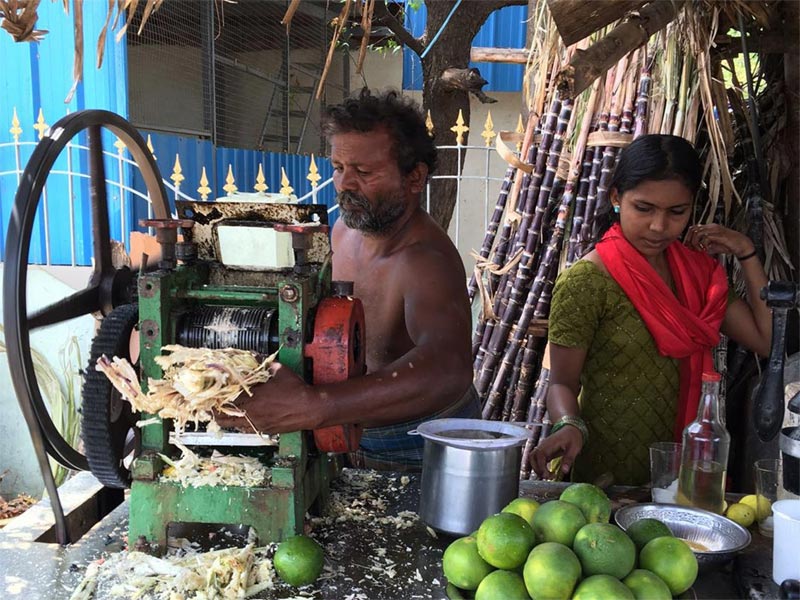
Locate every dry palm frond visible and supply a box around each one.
[316,0,352,99]
[96,345,277,435]
[0,0,47,42]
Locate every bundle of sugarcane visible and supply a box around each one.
[471,2,795,482]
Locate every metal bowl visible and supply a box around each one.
[615,503,751,573]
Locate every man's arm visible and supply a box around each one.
[218,246,474,433]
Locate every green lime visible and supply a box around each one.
[273,535,324,587]
[442,535,495,590]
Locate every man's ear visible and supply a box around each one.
[405,163,429,195]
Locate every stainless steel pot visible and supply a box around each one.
[410,418,532,536]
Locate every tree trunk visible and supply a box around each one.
[421,1,523,230]
[546,0,647,46]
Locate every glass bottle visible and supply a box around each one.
[676,371,731,514]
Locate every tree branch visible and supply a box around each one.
[440,67,497,103]
[373,1,424,56]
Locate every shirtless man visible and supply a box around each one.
[216,88,478,470]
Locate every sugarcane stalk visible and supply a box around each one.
[566,147,596,265]
[673,52,693,137]
[467,165,516,303]
[633,60,653,138]
[510,335,544,423]
[502,337,528,420]
[534,257,561,319]
[577,109,609,255]
[520,366,551,479]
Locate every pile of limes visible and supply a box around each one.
[441,483,699,599]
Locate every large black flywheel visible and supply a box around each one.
[3,110,170,491]
[82,303,142,489]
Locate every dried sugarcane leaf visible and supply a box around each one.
[0,0,48,42]
[65,0,84,104]
[356,0,375,75]
[95,0,116,68]
[317,0,351,99]
[137,0,163,36]
[281,0,301,27]
[115,0,139,43]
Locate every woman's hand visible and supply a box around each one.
[531,426,584,480]
[685,224,754,258]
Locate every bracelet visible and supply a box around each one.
[737,249,758,261]
[549,415,589,444]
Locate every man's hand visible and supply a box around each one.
[214,363,319,434]
[530,427,584,480]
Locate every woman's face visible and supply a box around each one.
[611,178,693,260]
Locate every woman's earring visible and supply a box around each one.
[613,204,620,214]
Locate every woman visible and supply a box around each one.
[531,134,772,485]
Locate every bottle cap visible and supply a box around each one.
[702,371,722,382]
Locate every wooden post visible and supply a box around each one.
[545,0,648,46]
[555,0,685,99]
[470,47,530,64]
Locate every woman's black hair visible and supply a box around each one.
[321,87,437,176]
[594,134,703,238]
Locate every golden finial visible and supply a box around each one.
[425,110,434,137]
[516,114,524,151]
[223,164,238,196]
[254,164,268,194]
[114,136,126,154]
[280,168,294,196]
[170,155,184,187]
[147,134,156,160]
[33,108,49,140]
[450,109,469,146]
[307,155,321,189]
[481,111,496,147]
[197,167,211,201]
[10,107,22,142]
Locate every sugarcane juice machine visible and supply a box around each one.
[752,281,800,497]
[124,201,365,552]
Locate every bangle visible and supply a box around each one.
[549,415,589,444]
[737,249,758,261]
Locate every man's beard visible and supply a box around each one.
[337,189,406,234]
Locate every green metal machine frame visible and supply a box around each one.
[127,201,337,552]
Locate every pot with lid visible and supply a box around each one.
[409,418,533,536]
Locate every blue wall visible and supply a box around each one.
[403,3,527,92]
[0,5,336,267]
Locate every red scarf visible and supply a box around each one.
[595,223,728,439]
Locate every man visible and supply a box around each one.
[216,88,478,470]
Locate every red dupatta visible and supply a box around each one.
[595,223,728,439]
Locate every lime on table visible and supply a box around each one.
[476,512,536,570]
[560,483,612,523]
[573,574,635,600]
[531,500,587,546]
[523,542,581,600]
[502,497,540,527]
[572,522,636,579]
[639,536,698,595]
[273,535,324,587]
[625,517,673,551]
[624,569,672,600]
[442,535,495,591]
[475,570,529,600]
[726,502,756,528]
